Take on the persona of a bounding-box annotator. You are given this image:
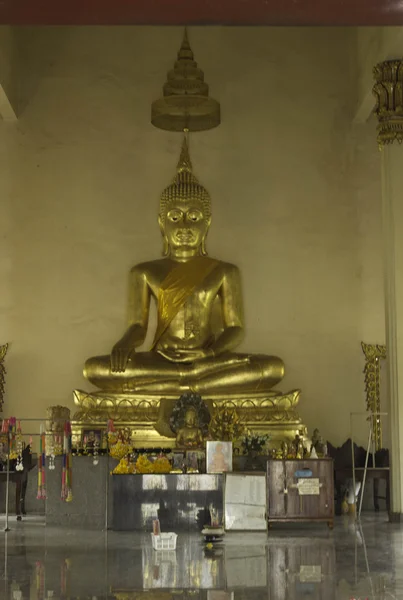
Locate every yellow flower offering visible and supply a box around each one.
[107,432,118,445]
[153,457,172,474]
[109,441,132,460]
[135,454,154,473]
[112,458,135,474]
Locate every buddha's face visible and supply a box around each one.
[184,409,197,427]
[159,199,211,254]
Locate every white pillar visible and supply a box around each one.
[374,60,403,519]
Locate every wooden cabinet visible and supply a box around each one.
[267,459,334,528]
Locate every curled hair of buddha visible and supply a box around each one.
[159,137,212,225]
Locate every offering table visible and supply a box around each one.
[112,473,224,531]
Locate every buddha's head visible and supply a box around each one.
[184,407,198,428]
[159,137,211,257]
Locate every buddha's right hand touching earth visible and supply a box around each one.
[110,339,133,373]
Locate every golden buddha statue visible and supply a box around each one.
[84,138,283,395]
[175,407,204,449]
[73,138,306,448]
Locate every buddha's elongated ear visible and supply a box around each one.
[199,217,211,256]
[158,214,170,256]
[162,237,170,257]
[200,238,208,256]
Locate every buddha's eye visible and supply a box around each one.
[167,209,182,223]
[187,210,203,222]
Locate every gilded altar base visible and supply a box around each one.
[72,388,307,449]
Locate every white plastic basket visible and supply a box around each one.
[151,532,178,551]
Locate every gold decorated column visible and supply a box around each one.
[373,59,403,520]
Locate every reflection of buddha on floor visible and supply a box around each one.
[84,137,284,397]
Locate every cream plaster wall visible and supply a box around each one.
[0,26,18,116]
[0,26,383,445]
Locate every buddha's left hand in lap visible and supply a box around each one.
[158,348,214,363]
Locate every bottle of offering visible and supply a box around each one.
[152,519,161,536]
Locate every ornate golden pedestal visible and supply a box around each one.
[72,388,306,449]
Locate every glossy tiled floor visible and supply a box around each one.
[0,514,402,599]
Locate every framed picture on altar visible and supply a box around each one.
[82,429,102,449]
[206,441,233,474]
[171,451,185,472]
[186,450,205,473]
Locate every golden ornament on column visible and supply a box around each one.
[373,59,403,147]
[361,342,387,451]
[151,29,221,132]
[0,343,8,412]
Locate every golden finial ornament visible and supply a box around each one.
[176,131,193,172]
[373,59,403,148]
[151,29,221,132]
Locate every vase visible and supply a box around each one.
[245,450,264,471]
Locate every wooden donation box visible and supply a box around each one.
[267,459,334,528]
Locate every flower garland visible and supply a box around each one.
[108,425,133,460]
[37,424,47,500]
[61,421,73,502]
[15,421,24,471]
[1,417,16,458]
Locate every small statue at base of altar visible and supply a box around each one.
[176,407,204,449]
[170,392,210,449]
[311,428,327,457]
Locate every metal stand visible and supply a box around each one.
[4,432,10,532]
[350,411,388,519]
[105,436,109,532]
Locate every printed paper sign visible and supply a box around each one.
[297,478,320,495]
[299,565,322,582]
